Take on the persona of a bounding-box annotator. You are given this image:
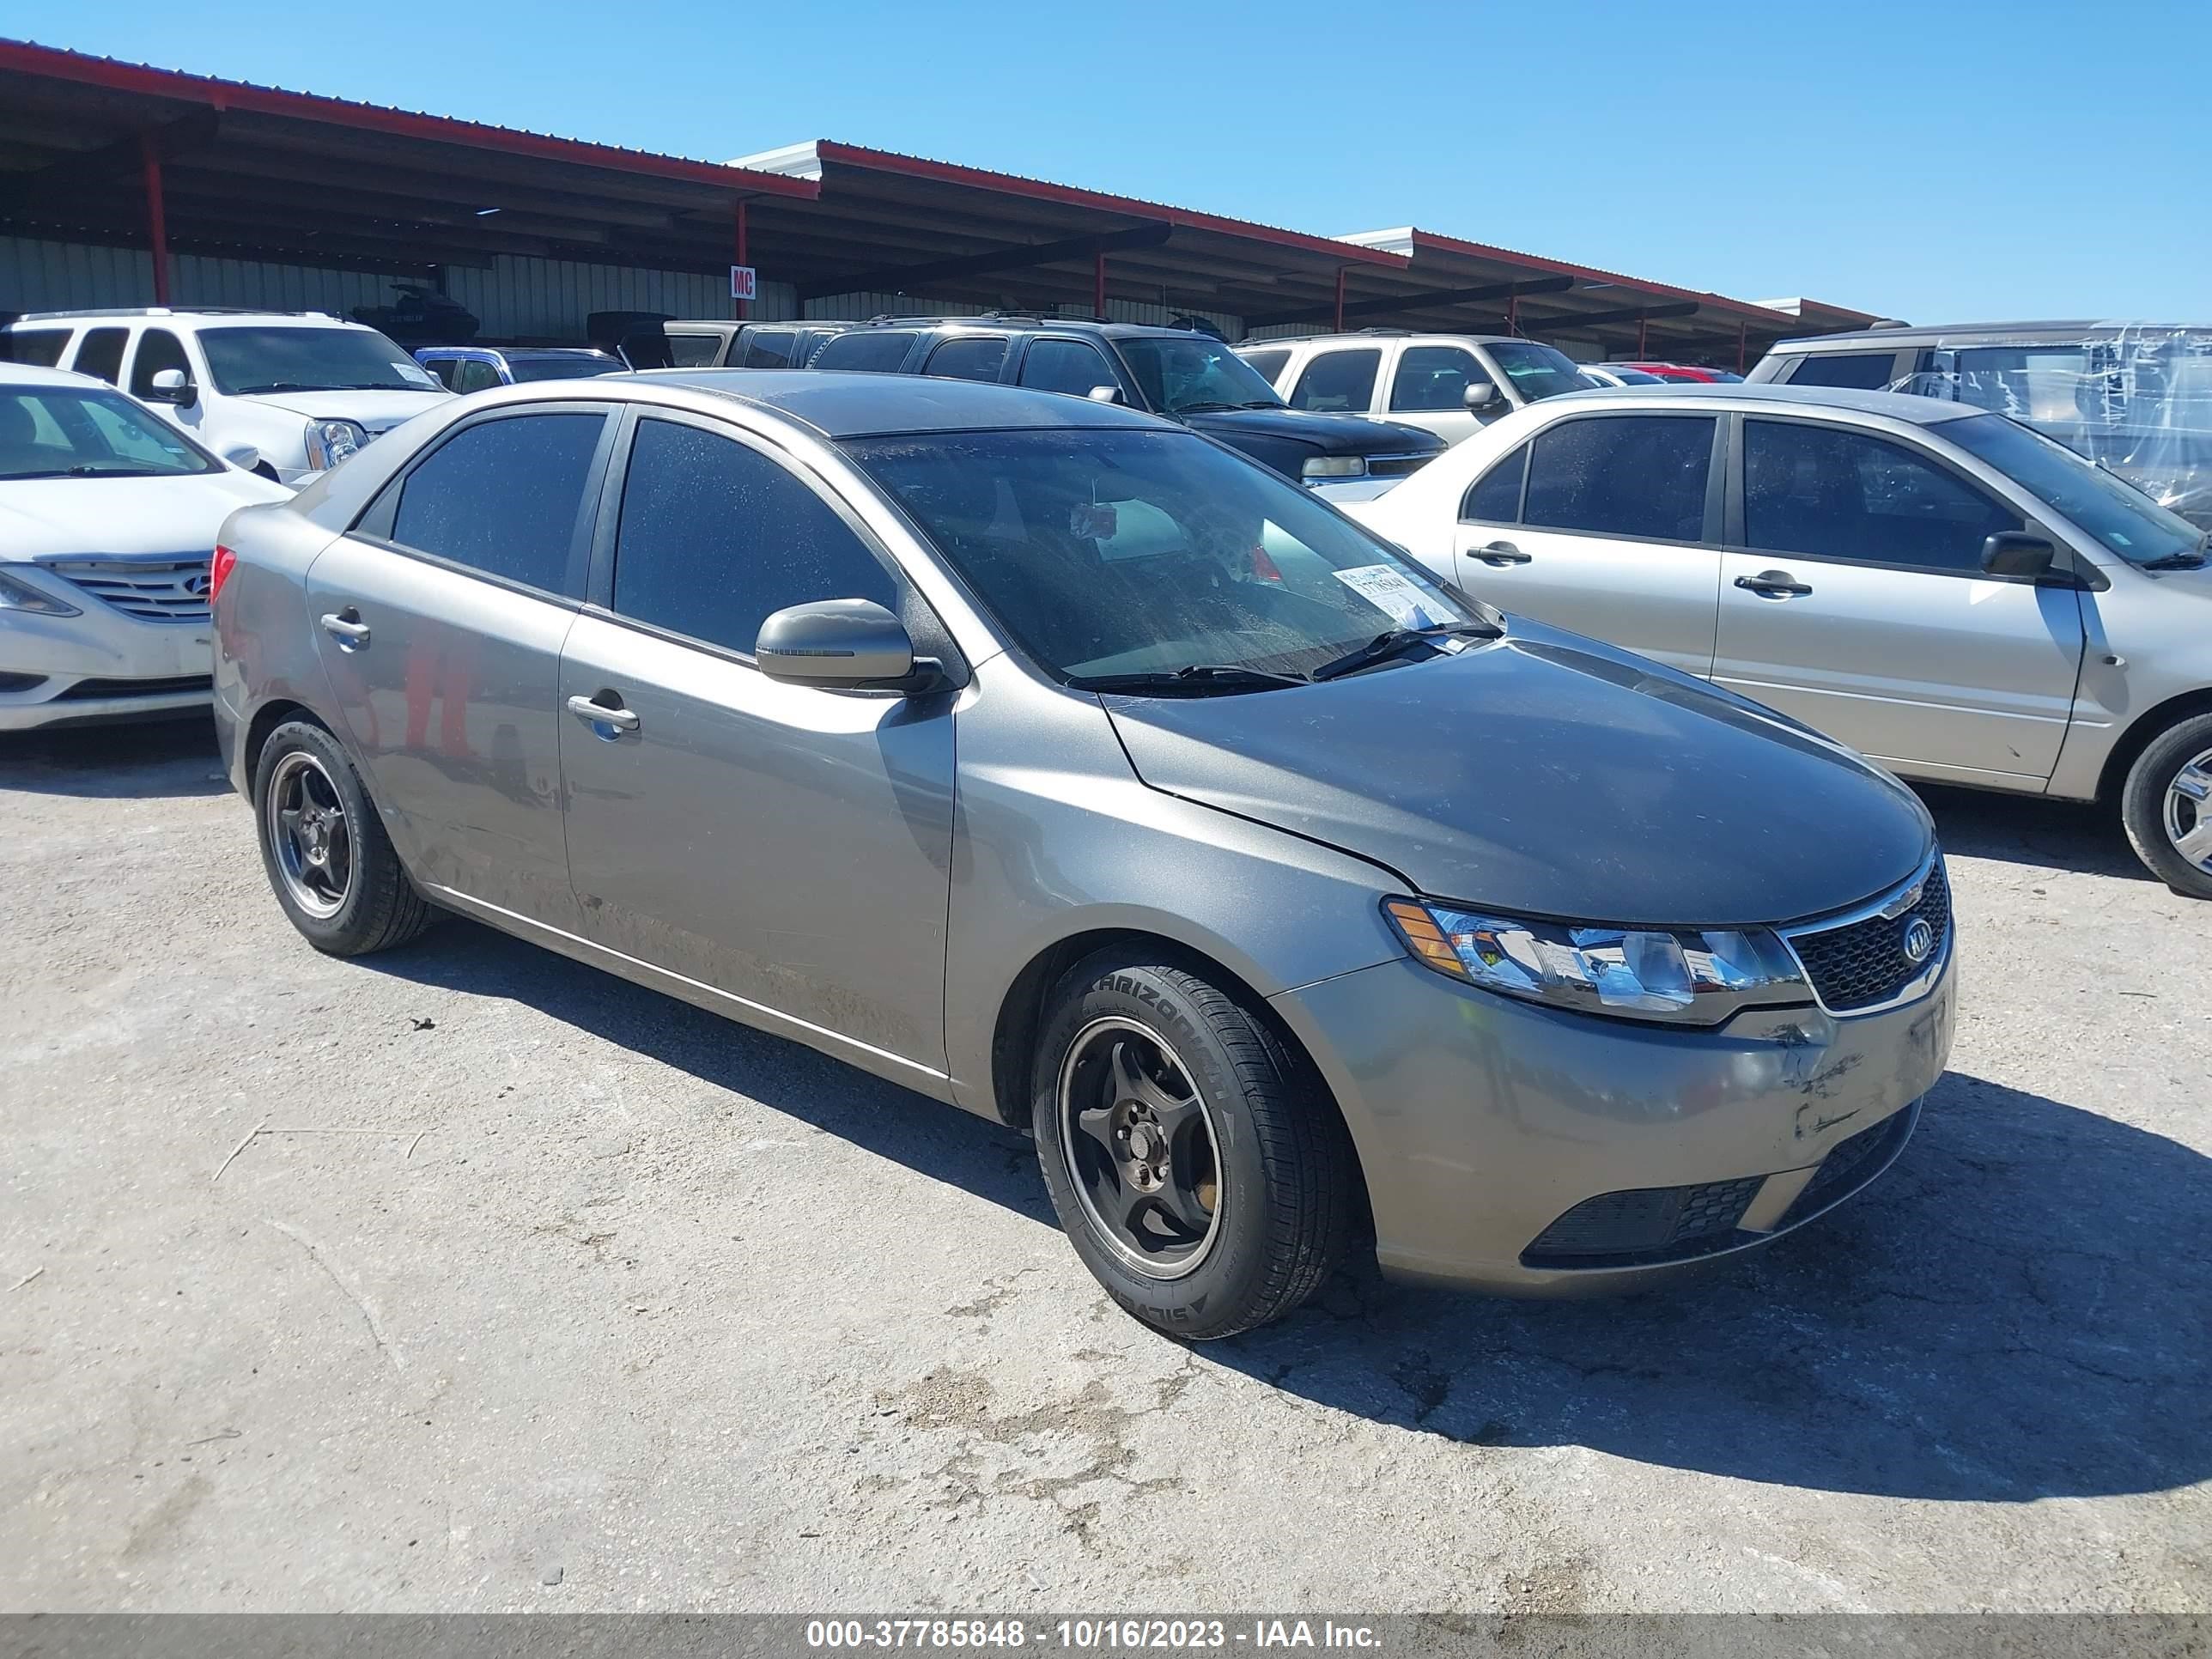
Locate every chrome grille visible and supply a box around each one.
[1783,855,1952,1015]
[40,558,212,623]
[1365,453,1435,477]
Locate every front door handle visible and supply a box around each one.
[319,609,371,648]
[567,692,641,736]
[1474,541,1532,566]
[1735,569,1814,598]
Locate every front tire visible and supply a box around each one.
[2119,712,2212,899]
[253,720,434,954]
[1032,951,1358,1340]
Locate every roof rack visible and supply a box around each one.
[14,306,336,322]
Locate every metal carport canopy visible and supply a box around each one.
[0,40,817,295]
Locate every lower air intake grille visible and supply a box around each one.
[1522,1174,1766,1269]
[1777,1103,1919,1230]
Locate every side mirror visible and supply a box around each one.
[755,599,944,693]
[1981,531,2058,580]
[149,367,197,406]
[1462,379,1503,412]
[1086,384,1125,404]
[222,444,262,472]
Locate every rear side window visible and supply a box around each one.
[1523,415,1714,541]
[924,336,1010,383]
[1742,418,2020,573]
[129,330,191,398]
[611,419,900,655]
[1018,338,1120,398]
[813,331,921,373]
[1288,348,1381,412]
[1461,443,1528,522]
[665,332,723,368]
[1238,347,1290,384]
[1391,346,1487,412]
[5,329,70,367]
[387,412,606,593]
[72,327,129,385]
[1785,352,1902,391]
[738,329,799,368]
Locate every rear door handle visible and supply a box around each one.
[1734,570,1814,598]
[319,609,371,648]
[1474,541,1532,566]
[567,692,641,736]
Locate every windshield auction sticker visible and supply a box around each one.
[1332,563,1439,629]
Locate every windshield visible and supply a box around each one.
[1943,412,2203,568]
[505,354,627,384]
[1115,337,1285,417]
[1489,342,1598,401]
[199,326,439,396]
[0,386,218,479]
[845,428,1479,688]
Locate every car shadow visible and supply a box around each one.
[0,717,229,799]
[1916,782,2149,882]
[362,920,2207,1504]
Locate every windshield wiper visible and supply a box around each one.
[237,381,349,394]
[1309,621,1504,683]
[1076,664,1310,696]
[6,465,169,479]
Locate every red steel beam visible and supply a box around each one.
[140,132,169,306]
[733,198,749,321]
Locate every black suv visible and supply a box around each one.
[811,316,1445,484]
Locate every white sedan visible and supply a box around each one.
[1,364,292,731]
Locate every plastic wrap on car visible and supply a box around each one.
[1891,323,2212,529]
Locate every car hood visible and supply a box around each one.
[1183,405,1443,458]
[1102,620,1935,927]
[0,470,294,561]
[241,388,451,431]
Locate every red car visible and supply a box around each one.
[1610,362,1745,384]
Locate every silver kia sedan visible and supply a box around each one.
[1349,384,2212,897]
[213,373,1954,1338]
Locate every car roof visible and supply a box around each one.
[1778,319,2212,351]
[630,368,1176,437]
[0,362,107,388]
[9,308,373,330]
[1541,382,1984,424]
[1240,331,1522,348]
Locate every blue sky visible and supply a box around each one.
[11,0,2209,323]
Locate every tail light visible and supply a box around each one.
[210,544,238,604]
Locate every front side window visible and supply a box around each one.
[198,326,434,396]
[421,357,461,390]
[456,359,503,394]
[1940,411,2200,568]
[1019,338,1121,398]
[129,329,191,398]
[1115,336,1284,417]
[812,331,921,373]
[1787,352,1902,391]
[738,330,799,369]
[1462,443,1528,522]
[0,386,217,479]
[1486,342,1597,402]
[612,419,899,655]
[845,427,1477,687]
[72,328,128,385]
[924,336,1010,383]
[1524,415,1713,541]
[387,413,606,592]
[1742,418,2021,572]
[1287,349,1382,413]
[1390,346,1487,412]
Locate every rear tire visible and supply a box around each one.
[252,720,435,954]
[1031,950,1358,1340]
[2119,712,2212,900]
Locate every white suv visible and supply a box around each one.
[3,309,452,485]
[1237,330,1600,447]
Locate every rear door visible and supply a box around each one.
[304,404,617,927]
[557,412,957,1074]
[1449,411,1725,677]
[920,333,1013,383]
[1711,414,2086,783]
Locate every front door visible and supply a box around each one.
[304,405,614,927]
[1384,343,1488,445]
[1711,415,2087,783]
[1449,411,1724,678]
[558,412,957,1076]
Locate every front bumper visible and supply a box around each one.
[0,589,214,732]
[1271,947,1955,1295]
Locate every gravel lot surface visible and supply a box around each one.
[3,720,2206,1614]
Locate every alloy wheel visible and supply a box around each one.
[2165,747,2212,874]
[265,750,355,920]
[1056,1017,1224,1280]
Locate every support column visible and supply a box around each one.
[141,133,170,307]
[1333,266,1346,332]
[1737,321,1748,374]
[1093,250,1107,319]
[1505,292,1518,336]
[1636,314,1649,358]
[732,198,750,320]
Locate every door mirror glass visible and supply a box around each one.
[1981,531,2058,579]
[1462,379,1503,412]
[756,599,934,691]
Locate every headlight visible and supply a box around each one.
[302,419,368,471]
[0,568,81,617]
[1301,454,1369,480]
[1382,897,1808,1025]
